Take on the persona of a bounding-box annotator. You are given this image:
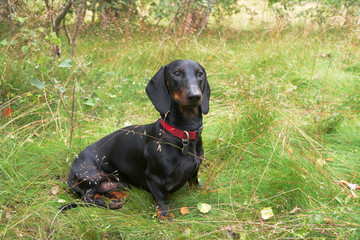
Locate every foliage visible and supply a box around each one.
[149,0,239,25]
[269,0,360,25]
[1,23,360,238]
[1,0,360,238]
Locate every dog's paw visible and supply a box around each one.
[157,207,175,220]
[108,191,129,209]
[108,200,125,209]
[158,212,175,220]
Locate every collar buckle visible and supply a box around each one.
[182,131,189,155]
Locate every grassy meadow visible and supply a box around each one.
[1,24,360,238]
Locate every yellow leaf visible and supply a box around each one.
[197,203,211,214]
[260,207,274,220]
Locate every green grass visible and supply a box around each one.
[1,25,360,238]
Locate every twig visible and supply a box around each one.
[63,16,71,44]
[71,0,86,56]
[68,78,77,149]
[54,0,73,37]
[162,0,186,42]
[196,0,216,40]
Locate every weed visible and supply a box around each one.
[1,25,360,238]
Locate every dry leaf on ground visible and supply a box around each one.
[180,206,190,215]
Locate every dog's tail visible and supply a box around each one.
[59,203,79,210]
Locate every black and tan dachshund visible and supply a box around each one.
[60,60,210,218]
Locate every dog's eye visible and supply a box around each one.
[173,71,181,77]
[197,72,204,78]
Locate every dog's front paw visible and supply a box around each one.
[156,206,175,220]
[158,211,175,220]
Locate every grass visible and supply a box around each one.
[1,24,360,239]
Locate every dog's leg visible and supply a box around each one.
[97,181,129,209]
[188,172,200,188]
[146,177,174,219]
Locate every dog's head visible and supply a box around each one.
[146,60,211,116]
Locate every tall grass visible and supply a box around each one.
[1,25,359,238]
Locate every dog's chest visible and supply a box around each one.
[165,155,200,192]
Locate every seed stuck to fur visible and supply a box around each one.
[157,142,162,152]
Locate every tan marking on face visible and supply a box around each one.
[173,91,181,102]
[173,88,188,105]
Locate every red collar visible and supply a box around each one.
[161,119,198,140]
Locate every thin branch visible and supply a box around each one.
[162,0,186,41]
[71,0,86,56]
[196,0,216,40]
[54,0,73,37]
[68,78,77,148]
[63,16,71,44]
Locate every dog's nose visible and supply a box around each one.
[187,93,201,103]
[187,87,202,103]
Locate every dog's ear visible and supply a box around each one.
[201,70,211,114]
[146,65,171,115]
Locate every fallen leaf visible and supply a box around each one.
[323,217,334,225]
[6,211,14,219]
[340,180,349,186]
[325,158,334,162]
[51,186,60,195]
[289,206,301,214]
[181,206,190,215]
[340,180,360,190]
[183,228,191,237]
[260,207,274,220]
[340,180,360,198]
[57,199,66,203]
[197,203,211,214]
[4,107,14,117]
[316,159,326,166]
